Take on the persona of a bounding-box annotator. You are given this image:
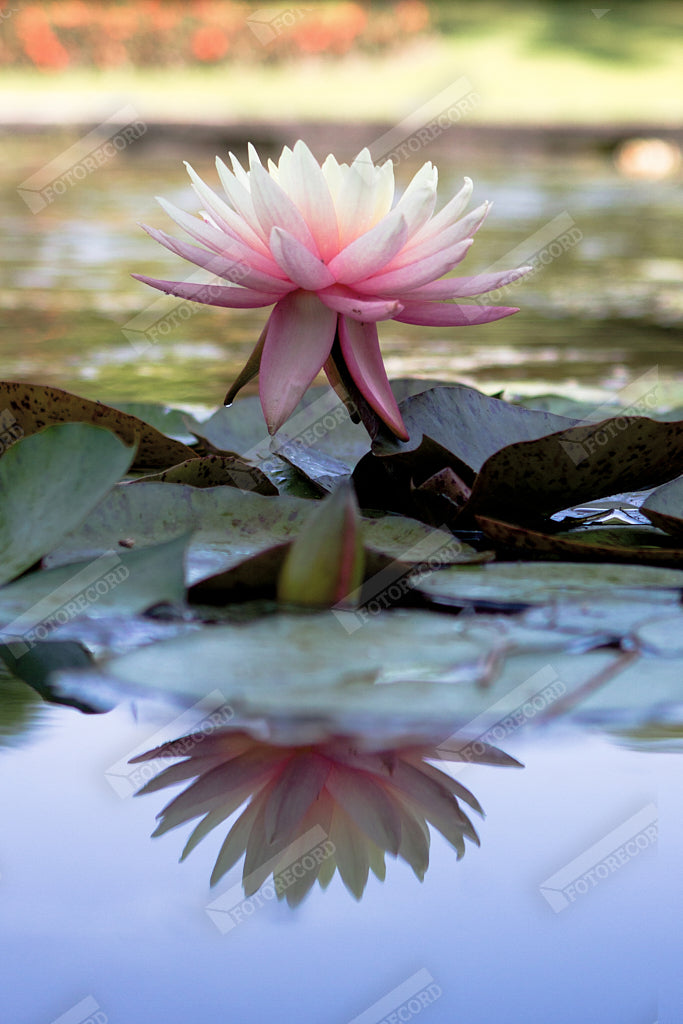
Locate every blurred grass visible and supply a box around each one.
[1,2,681,125]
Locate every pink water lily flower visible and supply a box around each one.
[134,141,529,440]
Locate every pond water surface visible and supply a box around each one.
[0,131,682,1023]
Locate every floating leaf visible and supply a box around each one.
[0,381,195,470]
[372,384,575,468]
[133,455,277,494]
[45,483,479,586]
[273,441,351,494]
[192,379,445,469]
[0,533,188,631]
[467,416,683,523]
[110,401,203,445]
[357,384,683,527]
[0,423,135,586]
[52,616,683,731]
[476,517,683,568]
[0,639,97,713]
[641,474,683,537]
[414,560,683,609]
[53,611,502,721]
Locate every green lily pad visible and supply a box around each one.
[0,533,188,634]
[633,614,683,656]
[359,384,683,527]
[0,381,195,470]
[192,379,444,470]
[414,560,683,608]
[373,384,576,468]
[273,442,351,494]
[44,483,478,585]
[0,423,135,586]
[52,611,502,720]
[641,474,683,537]
[466,416,683,523]
[513,393,615,420]
[52,616,683,731]
[0,640,98,713]
[111,401,204,446]
[133,455,277,494]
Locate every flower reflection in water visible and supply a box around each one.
[131,725,521,905]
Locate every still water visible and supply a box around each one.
[1,691,678,1024]
[0,131,681,1022]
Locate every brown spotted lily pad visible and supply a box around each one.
[355,385,683,528]
[476,518,683,568]
[642,474,683,537]
[0,381,195,470]
[132,455,277,494]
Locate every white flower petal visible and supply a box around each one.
[270,227,336,290]
[249,161,321,255]
[215,157,267,242]
[410,175,474,244]
[355,239,473,294]
[327,210,408,284]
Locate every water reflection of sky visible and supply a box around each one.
[1,702,676,1024]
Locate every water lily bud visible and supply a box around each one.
[277,481,365,607]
